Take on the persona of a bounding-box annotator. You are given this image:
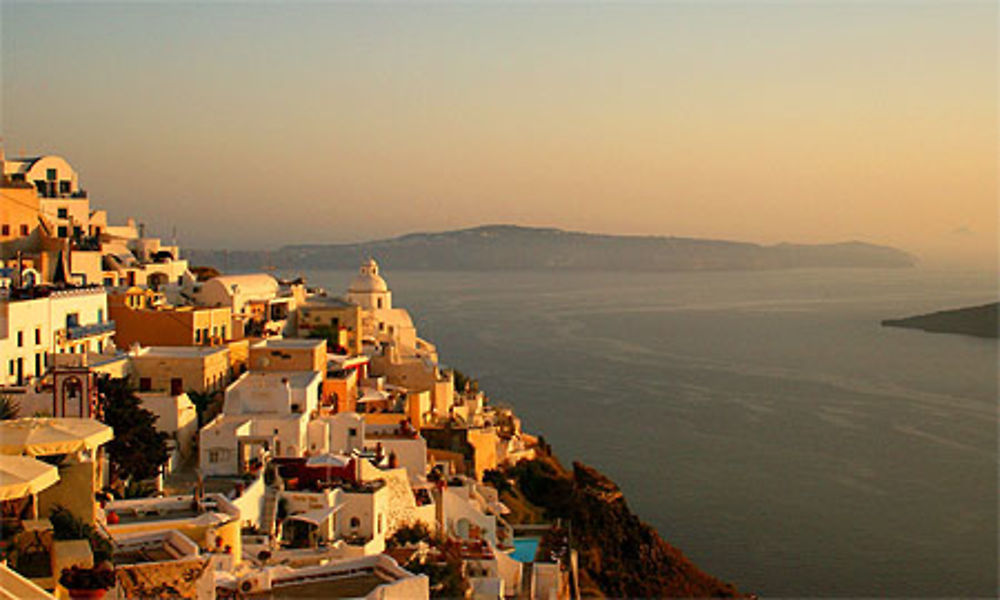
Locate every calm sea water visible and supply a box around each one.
[304,267,997,597]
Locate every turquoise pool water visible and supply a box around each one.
[511,537,540,563]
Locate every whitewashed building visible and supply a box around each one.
[0,286,114,386]
[199,371,322,477]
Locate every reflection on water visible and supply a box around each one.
[304,267,997,597]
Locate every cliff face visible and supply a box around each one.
[504,457,742,598]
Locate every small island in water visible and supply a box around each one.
[189,224,917,272]
[882,303,998,339]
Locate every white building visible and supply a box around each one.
[199,371,323,477]
[196,274,279,315]
[0,286,114,386]
[138,391,199,459]
[341,259,452,415]
[307,412,366,456]
[195,273,299,337]
[3,153,193,290]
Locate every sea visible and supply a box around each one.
[302,266,997,597]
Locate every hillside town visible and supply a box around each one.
[0,151,576,600]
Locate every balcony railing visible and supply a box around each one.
[65,320,115,340]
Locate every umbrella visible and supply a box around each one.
[305,454,349,468]
[306,453,349,483]
[0,455,60,501]
[0,418,113,457]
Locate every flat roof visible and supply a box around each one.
[236,370,321,389]
[137,346,228,358]
[252,338,325,350]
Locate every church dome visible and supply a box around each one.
[349,258,388,293]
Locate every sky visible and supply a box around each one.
[1,2,996,266]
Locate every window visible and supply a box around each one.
[139,377,152,392]
[195,329,202,343]
[377,298,383,309]
[348,427,357,437]
[73,226,82,238]
[16,331,23,347]
[57,208,68,219]
[221,326,227,339]
[46,168,57,181]
[66,313,79,328]
[19,225,28,236]
[34,353,41,376]
[59,181,71,194]
[97,309,104,323]
[349,517,360,529]
[10,173,24,182]
[1,225,8,236]
[57,226,68,238]
[34,328,41,344]
[103,277,114,287]
[8,360,13,375]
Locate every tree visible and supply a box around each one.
[186,389,216,427]
[452,369,478,393]
[0,394,20,420]
[50,505,113,563]
[190,265,221,282]
[97,378,169,483]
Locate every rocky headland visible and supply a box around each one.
[882,302,998,339]
[489,451,744,598]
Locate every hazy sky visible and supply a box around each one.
[1,2,996,265]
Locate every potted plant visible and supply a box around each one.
[60,563,115,599]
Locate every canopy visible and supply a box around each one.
[286,506,338,527]
[0,562,54,600]
[0,418,113,457]
[306,454,350,468]
[0,456,60,501]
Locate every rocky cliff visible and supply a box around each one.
[500,456,743,598]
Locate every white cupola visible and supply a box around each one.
[347,258,391,310]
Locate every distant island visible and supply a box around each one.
[189,224,916,272]
[882,303,998,339]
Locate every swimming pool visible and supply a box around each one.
[510,537,540,563]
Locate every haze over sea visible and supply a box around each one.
[304,266,997,597]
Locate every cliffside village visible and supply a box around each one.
[0,152,577,600]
